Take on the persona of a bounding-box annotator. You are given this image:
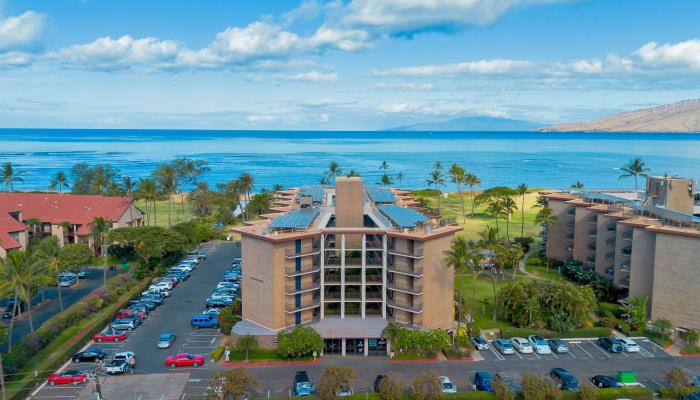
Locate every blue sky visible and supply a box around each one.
[1,0,699,130]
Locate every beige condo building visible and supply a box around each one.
[542,175,700,333]
[232,177,461,356]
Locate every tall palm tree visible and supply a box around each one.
[380,174,393,186]
[571,181,584,189]
[122,176,135,223]
[50,171,69,193]
[449,163,467,223]
[328,161,342,185]
[380,161,389,172]
[485,199,505,240]
[58,220,71,244]
[444,236,481,345]
[619,157,651,189]
[0,250,45,342]
[138,178,157,226]
[346,169,361,177]
[0,323,7,400]
[1,162,24,192]
[36,237,66,311]
[272,183,284,192]
[90,216,110,284]
[535,207,558,271]
[465,173,481,217]
[516,183,528,240]
[428,162,445,213]
[396,172,404,187]
[156,164,177,227]
[502,196,518,242]
[238,172,254,221]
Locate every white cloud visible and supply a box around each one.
[246,114,278,124]
[51,35,181,70]
[376,59,533,77]
[0,11,45,51]
[283,70,339,82]
[308,24,373,51]
[375,82,433,90]
[0,51,33,67]
[635,39,700,70]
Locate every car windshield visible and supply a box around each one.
[159,334,171,340]
[443,383,454,390]
[501,341,513,348]
[187,354,194,359]
[475,337,485,343]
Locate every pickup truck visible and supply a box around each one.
[294,370,316,396]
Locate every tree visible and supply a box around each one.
[26,217,42,239]
[465,173,481,217]
[570,181,584,189]
[121,176,135,222]
[578,384,597,400]
[346,169,361,177]
[502,196,518,241]
[444,236,479,346]
[380,174,393,186]
[411,371,444,400]
[685,329,699,346]
[238,172,254,221]
[318,365,357,400]
[108,226,187,269]
[493,376,516,400]
[328,161,342,184]
[521,373,560,400]
[90,216,111,284]
[0,249,46,341]
[622,295,648,331]
[50,171,69,193]
[449,163,467,223]
[516,183,528,240]
[272,183,284,192]
[137,177,158,226]
[619,157,651,189]
[535,207,558,270]
[666,367,692,388]
[396,172,404,187]
[377,376,403,400]
[276,326,323,358]
[380,161,389,173]
[235,335,258,362]
[205,369,258,400]
[155,164,177,227]
[190,182,214,216]
[0,323,6,400]
[652,319,673,342]
[1,162,24,192]
[426,162,445,213]
[35,237,68,311]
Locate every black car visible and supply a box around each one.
[1,311,12,319]
[129,300,155,311]
[591,375,620,388]
[72,348,108,363]
[374,375,388,393]
[597,337,622,353]
[140,294,163,305]
[550,368,580,391]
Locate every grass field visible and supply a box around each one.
[455,272,531,331]
[412,190,544,241]
[136,194,193,227]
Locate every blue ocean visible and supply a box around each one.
[2,129,700,191]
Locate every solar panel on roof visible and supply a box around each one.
[299,186,325,203]
[366,186,396,203]
[378,205,427,228]
[268,207,320,229]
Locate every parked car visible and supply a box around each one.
[129,300,156,311]
[113,351,135,365]
[495,373,522,393]
[77,269,88,278]
[618,338,640,352]
[157,333,177,349]
[72,349,108,363]
[591,375,620,388]
[474,371,494,392]
[373,375,388,393]
[231,257,242,266]
[106,359,130,374]
[48,370,89,386]
[511,337,533,354]
[110,318,136,331]
[165,353,204,368]
[547,339,570,354]
[140,294,163,305]
[115,309,146,319]
[471,336,490,350]
[150,281,173,292]
[493,339,515,355]
[1,310,12,319]
[598,337,623,353]
[440,376,457,393]
[92,329,127,342]
[188,251,207,260]
[191,313,219,329]
[550,368,580,390]
[205,308,222,316]
[528,335,552,354]
[294,370,316,396]
[59,274,78,287]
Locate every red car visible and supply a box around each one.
[48,370,89,386]
[92,329,127,342]
[165,353,204,368]
[115,309,146,319]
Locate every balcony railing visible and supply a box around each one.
[388,265,424,277]
[285,281,321,295]
[566,222,575,229]
[588,229,598,237]
[605,251,615,261]
[388,248,424,259]
[588,216,598,224]
[566,208,576,216]
[586,255,596,263]
[621,247,632,256]
[606,237,616,246]
[345,292,362,301]
[387,299,423,313]
[284,265,321,277]
[285,298,320,313]
[621,231,633,240]
[618,276,630,288]
[588,242,597,250]
[606,223,617,232]
[365,292,383,301]
[387,282,423,295]
[565,233,574,241]
[285,247,321,258]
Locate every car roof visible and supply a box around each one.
[552,368,572,376]
[476,371,493,378]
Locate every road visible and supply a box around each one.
[0,267,120,352]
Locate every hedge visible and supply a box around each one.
[658,386,700,399]
[499,327,612,339]
[5,277,151,400]
[211,346,225,362]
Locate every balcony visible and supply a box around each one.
[606,237,616,247]
[588,242,597,251]
[285,298,321,313]
[285,247,321,258]
[388,248,424,259]
[621,247,632,257]
[621,231,633,241]
[588,216,598,224]
[606,223,617,232]
[387,299,423,313]
[619,261,631,272]
[324,292,341,300]
[566,207,576,216]
[566,222,575,229]
[565,233,574,241]
[565,246,573,253]
[365,292,383,301]
[387,282,423,295]
[285,265,321,277]
[586,255,596,263]
[285,281,321,295]
[388,265,424,277]
[324,273,341,284]
[618,276,630,288]
[605,251,615,261]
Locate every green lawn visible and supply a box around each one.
[412,190,544,241]
[455,273,528,331]
[136,196,193,227]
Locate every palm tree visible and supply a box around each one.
[619,157,651,189]
[380,174,393,186]
[571,181,584,189]
[535,207,558,270]
[138,178,157,226]
[0,323,7,400]
[36,237,66,311]
[444,236,481,345]
[26,217,42,239]
[428,162,445,213]
[58,220,71,244]
[122,176,135,223]
[381,322,404,349]
[50,171,69,193]
[396,172,404,187]
[238,172,254,221]
[1,162,24,192]
[345,169,361,177]
[272,183,284,192]
[90,216,110,284]
[0,250,44,343]
[502,196,518,242]
[156,164,177,227]
[465,173,481,217]
[449,163,467,223]
[485,199,505,239]
[328,161,342,184]
[516,183,528,240]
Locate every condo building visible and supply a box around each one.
[232,177,461,356]
[542,175,700,333]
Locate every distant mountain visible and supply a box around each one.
[540,99,700,132]
[385,116,541,131]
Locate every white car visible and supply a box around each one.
[150,281,173,291]
[182,257,199,265]
[439,376,457,393]
[175,264,195,272]
[618,338,640,352]
[528,335,552,354]
[510,337,533,353]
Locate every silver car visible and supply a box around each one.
[157,333,176,349]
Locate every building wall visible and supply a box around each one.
[335,178,364,229]
[242,237,287,330]
[651,233,700,330]
[628,227,656,300]
[546,199,572,261]
[572,206,596,267]
[420,234,454,330]
[613,224,632,287]
[116,203,144,227]
[647,176,696,214]
[594,214,617,277]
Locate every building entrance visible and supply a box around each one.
[323,339,342,356]
[345,338,365,355]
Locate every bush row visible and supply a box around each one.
[499,327,612,339]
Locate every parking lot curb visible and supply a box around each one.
[389,358,439,363]
[445,357,476,362]
[680,352,700,357]
[223,360,321,367]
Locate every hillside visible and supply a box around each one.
[540,99,700,132]
[386,116,541,131]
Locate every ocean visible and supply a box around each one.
[2,129,700,192]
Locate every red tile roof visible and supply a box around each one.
[0,211,25,250]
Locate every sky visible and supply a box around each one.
[0,0,699,130]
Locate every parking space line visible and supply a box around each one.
[639,347,655,358]
[574,343,593,359]
[587,340,611,358]
[488,346,505,361]
[650,379,665,389]
[513,351,523,360]
[550,352,559,359]
[533,352,541,360]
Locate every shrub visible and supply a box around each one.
[317,365,357,400]
[412,371,444,400]
[499,327,612,339]
[377,376,404,400]
[493,376,516,400]
[218,303,241,334]
[599,317,618,329]
[277,326,323,358]
[578,385,596,400]
[211,346,225,362]
[521,374,561,400]
[595,387,653,400]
